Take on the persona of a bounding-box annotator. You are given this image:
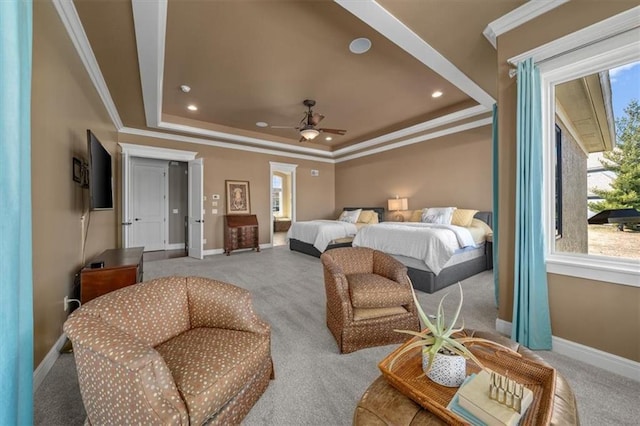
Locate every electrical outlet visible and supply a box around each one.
[212,209,218,215]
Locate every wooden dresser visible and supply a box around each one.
[224,215,260,256]
[80,247,144,303]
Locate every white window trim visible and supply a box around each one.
[510,7,640,288]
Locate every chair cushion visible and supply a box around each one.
[155,327,270,425]
[348,273,413,308]
[353,306,408,321]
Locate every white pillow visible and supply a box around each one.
[338,209,361,223]
[421,207,455,225]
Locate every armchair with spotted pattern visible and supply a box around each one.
[320,247,420,353]
[64,276,273,425]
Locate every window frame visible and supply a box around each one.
[536,27,640,288]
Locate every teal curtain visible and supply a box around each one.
[492,103,499,306]
[0,0,34,424]
[513,58,552,350]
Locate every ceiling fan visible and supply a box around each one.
[272,99,347,142]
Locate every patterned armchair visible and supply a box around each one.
[320,247,420,353]
[64,276,273,425]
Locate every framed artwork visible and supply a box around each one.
[225,180,251,214]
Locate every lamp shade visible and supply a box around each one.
[300,128,320,140]
[388,198,408,211]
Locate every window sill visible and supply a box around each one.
[547,253,640,288]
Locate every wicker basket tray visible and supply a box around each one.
[378,335,556,425]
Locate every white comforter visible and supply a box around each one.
[352,222,476,275]
[287,220,358,252]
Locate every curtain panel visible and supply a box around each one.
[512,58,552,350]
[0,0,34,423]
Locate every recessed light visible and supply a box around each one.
[187,104,198,111]
[180,85,191,93]
[432,90,443,98]
[349,37,371,54]
[256,122,268,128]
[325,136,333,141]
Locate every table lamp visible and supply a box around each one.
[387,197,408,221]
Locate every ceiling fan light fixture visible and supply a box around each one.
[349,37,371,54]
[300,128,320,140]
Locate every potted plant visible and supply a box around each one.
[392,281,515,387]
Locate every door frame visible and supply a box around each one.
[269,161,297,245]
[120,143,199,250]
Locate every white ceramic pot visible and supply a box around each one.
[423,349,466,387]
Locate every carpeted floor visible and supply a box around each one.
[34,246,640,425]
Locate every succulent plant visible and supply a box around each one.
[391,281,515,372]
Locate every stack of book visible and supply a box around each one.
[447,370,533,426]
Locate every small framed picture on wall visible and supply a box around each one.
[225,180,251,215]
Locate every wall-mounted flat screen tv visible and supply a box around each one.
[87,130,114,210]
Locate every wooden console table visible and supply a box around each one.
[224,215,260,256]
[80,247,144,303]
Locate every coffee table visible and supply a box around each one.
[353,330,579,425]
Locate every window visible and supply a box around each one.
[554,124,562,239]
[272,175,283,215]
[532,19,640,287]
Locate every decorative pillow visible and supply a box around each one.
[451,209,479,227]
[357,210,375,224]
[338,209,361,223]
[421,207,455,225]
[409,209,424,222]
[470,218,493,235]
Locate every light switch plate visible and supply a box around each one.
[172,208,179,214]
[311,169,319,176]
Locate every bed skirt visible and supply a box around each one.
[406,254,487,294]
[289,238,353,258]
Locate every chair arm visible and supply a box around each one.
[373,251,409,284]
[321,262,353,322]
[64,311,163,371]
[64,312,188,424]
[186,277,270,335]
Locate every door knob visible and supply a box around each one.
[134,218,141,221]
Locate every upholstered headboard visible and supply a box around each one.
[343,207,386,223]
[474,211,493,228]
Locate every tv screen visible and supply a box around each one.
[87,130,114,210]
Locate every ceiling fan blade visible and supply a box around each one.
[310,113,325,126]
[299,136,306,143]
[319,128,347,135]
[271,125,299,129]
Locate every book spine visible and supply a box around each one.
[458,394,520,426]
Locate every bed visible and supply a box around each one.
[352,211,493,293]
[288,207,385,258]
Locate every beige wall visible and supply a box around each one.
[31,0,119,366]
[118,134,335,249]
[335,126,493,217]
[496,1,639,361]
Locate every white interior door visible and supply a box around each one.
[188,158,203,259]
[130,158,167,251]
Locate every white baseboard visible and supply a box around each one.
[165,243,185,250]
[552,336,640,382]
[33,333,67,392]
[494,318,639,382]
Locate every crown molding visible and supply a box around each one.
[52,0,123,130]
[483,0,570,49]
[508,6,640,66]
[335,0,495,108]
[333,105,489,156]
[118,127,336,163]
[118,142,197,161]
[335,117,492,163]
